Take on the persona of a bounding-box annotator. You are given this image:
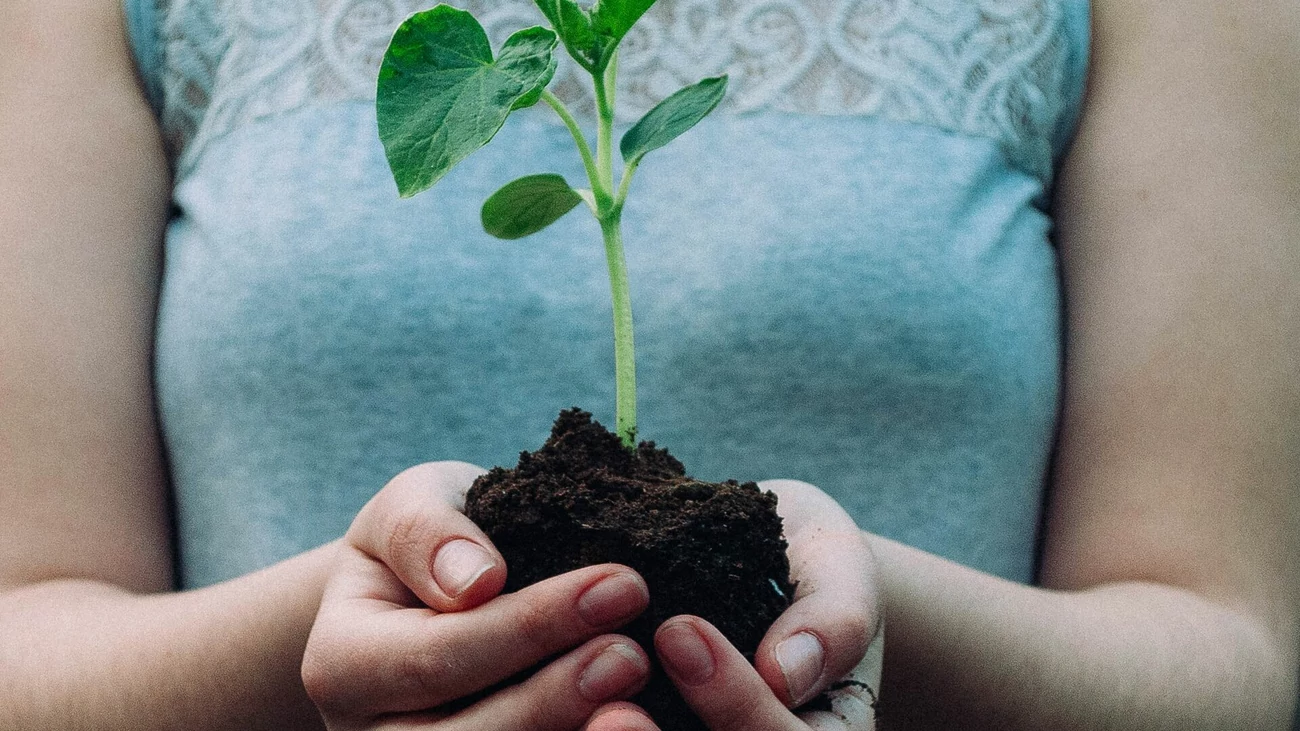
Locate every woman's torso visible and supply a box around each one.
[124,0,1090,589]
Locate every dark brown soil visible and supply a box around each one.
[465,408,795,731]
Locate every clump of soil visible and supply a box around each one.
[465,408,795,731]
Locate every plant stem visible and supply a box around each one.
[615,159,639,208]
[541,91,601,199]
[593,52,636,447]
[604,51,618,113]
[600,212,637,446]
[593,65,616,202]
[540,51,638,445]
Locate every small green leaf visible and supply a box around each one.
[534,0,601,69]
[511,52,559,110]
[590,0,656,48]
[377,5,558,197]
[620,75,727,165]
[481,174,583,239]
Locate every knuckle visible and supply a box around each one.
[810,611,873,681]
[718,696,773,731]
[300,639,349,713]
[385,463,435,493]
[383,507,433,564]
[395,637,455,700]
[350,464,478,554]
[299,652,328,704]
[392,461,482,503]
[816,609,872,667]
[426,460,488,491]
[513,694,554,730]
[515,599,563,657]
[348,477,404,545]
[839,610,873,650]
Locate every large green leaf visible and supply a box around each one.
[590,0,656,49]
[620,75,727,165]
[377,5,558,197]
[534,0,600,69]
[481,174,583,239]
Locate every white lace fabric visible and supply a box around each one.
[155,0,1072,180]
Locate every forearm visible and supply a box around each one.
[870,535,1296,730]
[0,542,337,731]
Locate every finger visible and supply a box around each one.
[795,620,883,731]
[377,637,651,731]
[756,480,879,707]
[348,461,505,612]
[307,563,649,718]
[584,703,660,731]
[656,617,802,731]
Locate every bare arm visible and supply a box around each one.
[0,2,330,728]
[873,0,1300,728]
[0,549,335,730]
[871,539,1292,729]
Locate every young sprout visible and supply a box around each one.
[376,0,727,448]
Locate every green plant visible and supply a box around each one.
[376,0,726,447]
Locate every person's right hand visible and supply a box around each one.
[302,461,653,730]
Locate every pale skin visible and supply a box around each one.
[0,1,1296,730]
[301,466,878,731]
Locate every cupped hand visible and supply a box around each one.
[302,461,654,730]
[584,479,883,731]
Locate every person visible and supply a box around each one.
[0,0,1296,729]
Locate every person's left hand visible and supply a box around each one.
[582,479,883,731]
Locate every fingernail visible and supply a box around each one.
[776,632,824,705]
[431,539,494,597]
[578,643,648,702]
[657,621,715,686]
[577,573,648,626]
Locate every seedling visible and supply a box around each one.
[377,0,726,447]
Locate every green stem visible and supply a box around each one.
[615,159,639,208]
[601,213,637,446]
[593,68,616,200]
[604,51,618,114]
[541,91,602,198]
[593,51,635,446]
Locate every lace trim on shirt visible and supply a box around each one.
[157,0,1070,180]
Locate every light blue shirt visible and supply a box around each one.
[125,0,1090,589]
